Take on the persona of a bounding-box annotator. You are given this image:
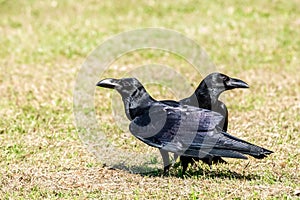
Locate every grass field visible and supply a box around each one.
[1,0,300,199]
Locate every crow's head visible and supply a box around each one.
[96,77,146,98]
[96,77,154,120]
[203,72,249,92]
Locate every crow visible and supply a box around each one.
[160,73,249,173]
[96,77,272,174]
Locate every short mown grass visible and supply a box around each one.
[1,0,299,199]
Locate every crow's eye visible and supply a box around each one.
[222,76,229,82]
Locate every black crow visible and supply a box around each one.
[96,77,272,174]
[180,72,249,131]
[161,73,249,173]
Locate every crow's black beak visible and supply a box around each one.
[96,78,119,89]
[227,78,249,89]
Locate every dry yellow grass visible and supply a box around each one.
[0,0,299,199]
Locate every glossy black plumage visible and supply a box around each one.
[96,77,273,174]
[161,73,250,173]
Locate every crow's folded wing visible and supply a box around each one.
[129,103,224,155]
[129,102,272,159]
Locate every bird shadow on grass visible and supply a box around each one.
[109,163,261,181]
[110,163,162,176]
[151,169,259,181]
[180,168,261,180]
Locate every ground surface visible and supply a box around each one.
[0,0,299,199]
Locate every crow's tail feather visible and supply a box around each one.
[219,131,274,159]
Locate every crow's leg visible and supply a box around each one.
[173,153,179,162]
[159,149,171,173]
[180,156,194,174]
[208,157,213,170]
